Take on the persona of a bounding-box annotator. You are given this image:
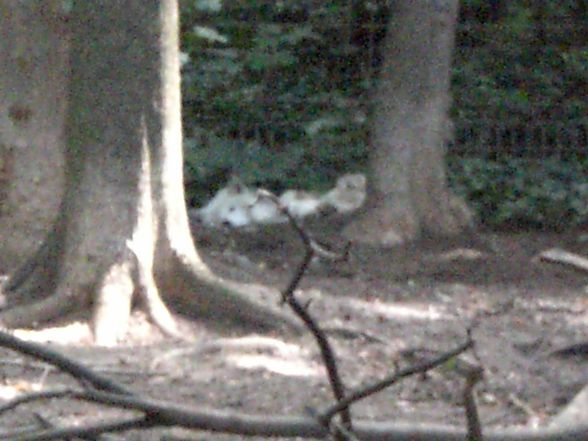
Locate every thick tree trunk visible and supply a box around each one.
[344,0,473,247]
[3,0,299,345]
[0,2,67,272]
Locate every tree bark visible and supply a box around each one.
[0,2,67,272]
[344,0,473,247]
[3,0,299,345]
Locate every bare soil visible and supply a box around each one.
[0,224,587,440]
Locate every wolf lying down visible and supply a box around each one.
[191,174,366,228]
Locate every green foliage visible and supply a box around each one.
[180,0,588,230]
[454,2,588,125]
[448,157,588,230]
[180,0,372,204]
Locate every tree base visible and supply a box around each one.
[344,194,475,247]
[2,230,301,346]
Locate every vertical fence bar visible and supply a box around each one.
[450,119,588,159]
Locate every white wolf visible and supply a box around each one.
[321,173,366,213]
[192,173,367,228]
[191,182,257,228]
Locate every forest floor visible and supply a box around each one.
[0,221,587,440]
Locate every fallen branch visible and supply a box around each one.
[5,387,588,441]
[0,388,72,415]
[11,415,153,441]
[1,299,588,440]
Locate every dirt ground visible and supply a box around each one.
[0,222,587,440]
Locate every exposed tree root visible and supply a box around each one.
[158,251,303,334]
[0,287,85,329]
[92,257,136,346]
[2,226,301,345]
[2,248,189,346]
[128,239,180,339]
[4,226,61,306]
[343,199,416,247]
[344,192,475,248]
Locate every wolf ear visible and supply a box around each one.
[339,173,366,190]
[226,174,249,193]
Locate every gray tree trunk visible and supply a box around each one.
[3,0,299,345]
[344,0,473,246]
[0,2,67,272]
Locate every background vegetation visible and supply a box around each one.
[180,0,588,230]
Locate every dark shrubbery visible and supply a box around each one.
[180,0,588,229]
[180,0,374,206]
[448,156,588,230]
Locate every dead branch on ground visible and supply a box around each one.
[3,380,588,441]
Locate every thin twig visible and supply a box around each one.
[0,358,164,377]
[321,337,474,422]
[328,417,362,441]
[0,388,73,415]
[282,249,352,431]
[507,393,541,427]
[262,189,353,432]
[11,415,153,441]
[256,189,351,262]
[2,380,588,441]
[0,425,45,440]
[458,361,484,441]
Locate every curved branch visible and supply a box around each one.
[321,337,473,422]
[0,289,80,328]
[12,415,153,441]
[35,389,588,441]
[0,331,587,441]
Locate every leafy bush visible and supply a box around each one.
[448,156,588,230]
[454,2,588,125]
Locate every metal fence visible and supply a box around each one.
[451,120,588,159]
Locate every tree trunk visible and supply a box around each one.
[344,0,473,247]
[0,2,67,272]
[3,0,299,345]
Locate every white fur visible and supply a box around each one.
[321,173,366,213]
[279,190,324,218]
[249,196,286,224]
[194,182,257,227]
[193,173,367,228]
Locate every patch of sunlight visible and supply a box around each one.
[569,314,588,326]
[215,335,322,377]
[346,298,446,321]
[13,322,92,344]
[225,353,321,377]
[211,335,303,354]
[0,380,43,400]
